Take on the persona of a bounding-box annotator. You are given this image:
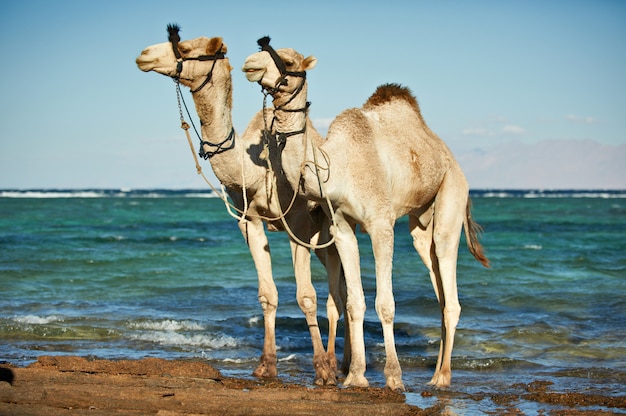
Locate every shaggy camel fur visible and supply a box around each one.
[136,29,343,385]
[242,41,489,390]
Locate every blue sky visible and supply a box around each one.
[1,0,624,189]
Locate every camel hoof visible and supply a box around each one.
[427,372,451,388]
[386,378,405,392]
[313,355,337,386]
[253,363,277,379]
[314,376,337,386]
[343,372,369,388]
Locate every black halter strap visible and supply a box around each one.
[255,37,310,152]
[257,36,306,89]
[168,24,234,159]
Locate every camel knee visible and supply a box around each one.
[327,297,341,322]
[443,304,461,328]
[298,295,317,314]
[375,301,395,326]
[259,295,277,312]
[346,300,366,322]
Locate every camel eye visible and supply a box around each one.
[178,44,191,54]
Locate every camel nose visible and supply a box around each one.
[136,51,155,71]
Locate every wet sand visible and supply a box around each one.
[1,356,624,415]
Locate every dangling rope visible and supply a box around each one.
[259,83,338,251]
[174,79,249,222]
[175,79,315,225]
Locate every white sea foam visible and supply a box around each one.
[3,189,624,199]
[278,354,298,362]
[0,189,219,198]
[523,244,542,250]
[472,190,626,198]
[128,319,204,331]
[131,331,238,349]
[220,357,257,364]
[1,190,103,198]
[13,315,64,325]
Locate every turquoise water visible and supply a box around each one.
[1,189,625,412]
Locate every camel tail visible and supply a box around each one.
[464,198,490,268]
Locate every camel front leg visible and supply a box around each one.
[238,218,278,378]
[320,242,346,377]
[332,217,368,388]
[290,239,336,385]
[370,222,404,391]
[313,214,347,377]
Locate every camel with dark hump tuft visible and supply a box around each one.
[242,38,489,390]
[136,26,345,385]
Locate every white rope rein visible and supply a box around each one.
[260,89,338,251]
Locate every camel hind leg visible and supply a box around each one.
[428,174,467,388]
[367,216,404,391]
[408,207,446,383]
[409,178,466,388]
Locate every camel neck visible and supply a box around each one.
[267,82,326,202]
[190,78,235,157]
[270,82,309,137]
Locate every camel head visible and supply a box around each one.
[242,37,317,94]
[136,24,231,91]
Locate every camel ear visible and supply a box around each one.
[207,37,226,54]
[302,56,317,71]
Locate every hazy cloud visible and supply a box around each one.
[456,139,626,189]
[502,125,525,135]
[462,127,494,136]
[565,114,600,124]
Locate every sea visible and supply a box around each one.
[1,188,625,414]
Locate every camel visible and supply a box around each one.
[242,38,489,390]
[135,26,344,385]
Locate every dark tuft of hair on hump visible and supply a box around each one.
[167,24,181,43]
[363,83,421,115]
[257,36,271,49]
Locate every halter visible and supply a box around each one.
[253,38,338,251]
[256,37,310,150]
[257,36,307,90]
[167,24,234,159]
[167,24,226,93]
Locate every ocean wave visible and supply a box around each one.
[278,353,298,362]
[471,189,626,198]
[0,189,217,199]
[130,331,238,349]
[128,319,205,331]
[13,315,65,325]
[218,356,259,365]
[3,188,625,199]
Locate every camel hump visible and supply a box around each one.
[363,83,420,113]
